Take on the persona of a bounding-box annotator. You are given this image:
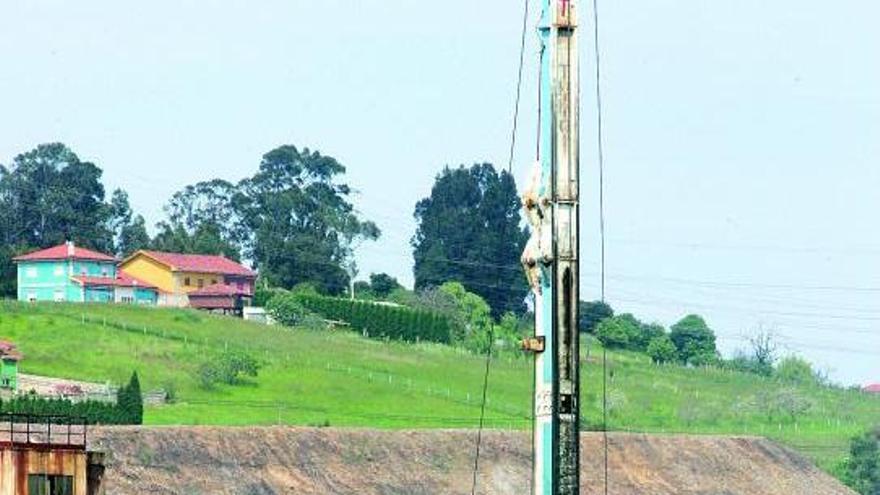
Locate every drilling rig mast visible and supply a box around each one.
[521,0,580,493]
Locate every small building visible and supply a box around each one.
[0,342,21,392]
[70,273,159,305]
[13,242,158,304]
[862,383,880,394]
[0,415,104,495]
[243,307,276,326]
[119,251,256,307]
[188,283,253,316]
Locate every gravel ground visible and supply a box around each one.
[88,427,855,495]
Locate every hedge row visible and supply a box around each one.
[0,372,143,425]
[0,396,136,425]
[269,293,452,344]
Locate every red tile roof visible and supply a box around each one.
[136,251,256,277]
[189,283,249,297]
[72,273,158,290]
[13,244,116,262]
[189,296,239,310]
[863,383,880,394]
[0,341,23,362]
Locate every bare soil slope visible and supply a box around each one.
[90,427,853,495]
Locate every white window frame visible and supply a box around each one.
[26,267,38,278]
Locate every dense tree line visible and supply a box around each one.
[0,143,378,297]
[591,311,720,366]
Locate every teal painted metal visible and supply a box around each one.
[537,2,556,491]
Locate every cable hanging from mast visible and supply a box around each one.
[471,0,532,492]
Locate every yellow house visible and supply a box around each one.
[119,251,256,307]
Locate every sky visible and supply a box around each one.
[1,1,878,385]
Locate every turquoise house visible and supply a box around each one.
[13,242,158,304]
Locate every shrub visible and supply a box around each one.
[841,427,880,495]
[197,351,262,389]
[253,286,288,307]
[775,356,818,385]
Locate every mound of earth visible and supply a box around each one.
[89,427,854,495]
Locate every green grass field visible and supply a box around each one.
[0,300,877,474]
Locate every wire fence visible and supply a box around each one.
[73,310,531,425]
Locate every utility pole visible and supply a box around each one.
[521,0,580,493]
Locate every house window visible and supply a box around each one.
[53,265,64,276]
[53,290,65,302]
[101,267,109,277]
[184,277,191,286]
[197,279,204,288]
[211,279,217,285]
[26,267,37,278]
[28,474,74,495]
[27,292,37,303]
[121,296,134,304]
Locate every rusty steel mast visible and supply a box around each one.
[521,0,581,493]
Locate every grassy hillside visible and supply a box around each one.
[1,300,877,474]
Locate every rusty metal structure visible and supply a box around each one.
[521,0,581,493]
[0,414,103,495]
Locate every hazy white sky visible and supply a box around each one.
[1,1,878,385]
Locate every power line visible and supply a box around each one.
[470,337,494,495]
[590,0,610,488]
[507,0,530,176]
[472,0,532,491]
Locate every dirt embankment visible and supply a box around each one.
[89,427,854,495]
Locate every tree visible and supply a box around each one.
[237,145,379,295]
[632,321,666,351]
[776,356,817,385]
[118,215,151,257]
[108,189,150,257]
[438,281,494,351]
[0,143,115,296]
[369,273,401,298]
[669,314,718,365]
[579,301,614,334]
[773,387,814,423]
[413,164,528,317]
[595,316,638,349]
[150,221,240,260]
[647,335,677,364]
[843,428,880,495]
[156,179,247,260]
[116,371,144,425]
